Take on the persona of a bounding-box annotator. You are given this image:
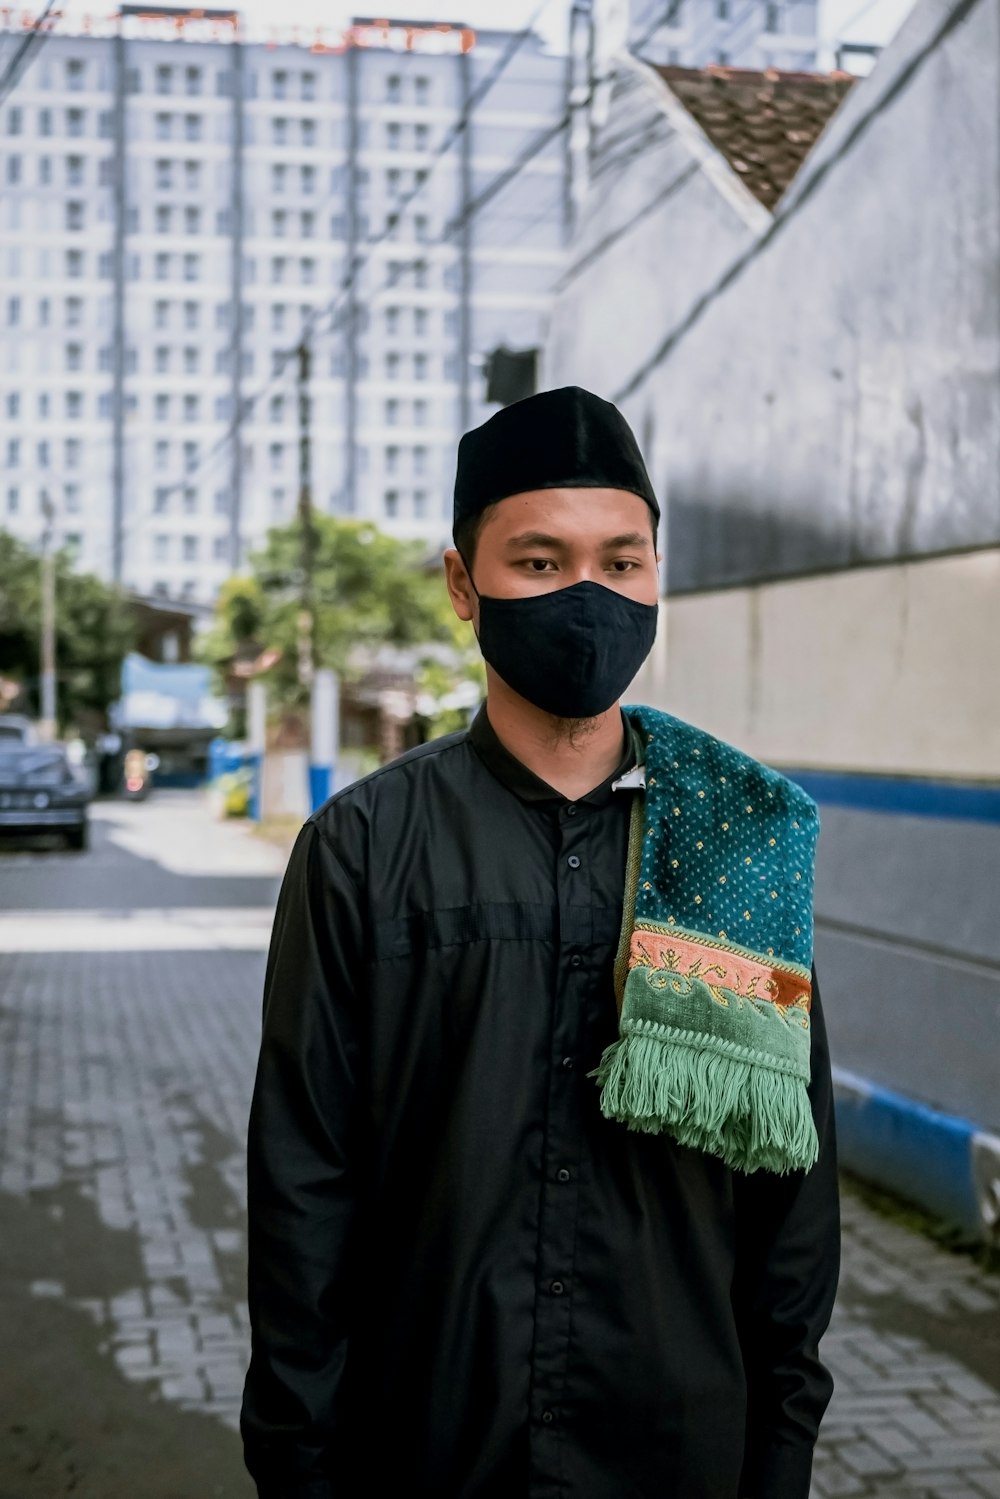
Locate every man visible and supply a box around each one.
[241,386,840,1499]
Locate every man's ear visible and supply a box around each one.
[443,547,476,624]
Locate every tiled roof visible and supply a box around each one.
[652,64,858,211]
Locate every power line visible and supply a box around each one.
[0,0,58,107]
[612,0,982,403]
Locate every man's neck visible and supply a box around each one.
[483,673,628,801]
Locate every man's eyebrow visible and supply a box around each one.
[503,530,652,550]
[601,531,653,549]
[504,531,568,550]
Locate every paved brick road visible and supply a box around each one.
[0,794,997,1498]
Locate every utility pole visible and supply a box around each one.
[39,490,57,743]
[296,340,316,698]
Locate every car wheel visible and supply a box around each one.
[66,823,89,853]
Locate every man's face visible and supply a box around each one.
[444,487,661,627]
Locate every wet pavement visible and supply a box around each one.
[0,793,997,1499]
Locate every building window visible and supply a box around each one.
[300,258,315,284]
[765,1,782,27]
[183,300,199,329]
[183,442,199,471]
[414,123,429,152]
[415,76,430,106]
[185,206,201,234]
[184,114,202,142]
[272,117,288,147]
[384,490,399,518]
[271,487,287,514]
[269,395,285,423]
[65,342,83,371]
[64,482,81,512]
[65,439,81,468]
[414,353,428,381]
[414,399,428,426]
[6,487,19,513]
[154,300,170,329]
[156,64,173,94]
[39,108,52,136]
[66,154,84,186]
[154,487,170,512]
[272,209,287,238]
[184,159,201,191]
[183,254,199,281]
[183,395,199,422]
[269,443,284,472]
[154,535,169,561]
[6,439,20,466]
[183,488,198,513]
[385,399,399,427]
[98,157,111,186]
[301,118,316,148]
[6,297,20,326]
[66,391,83,419]
[413,445,428,476]
[213,535,228,561]
[39,155,52,184]
[301,164,315,194]
[156,158,172,190]
[156,205,172,234]
[300,211,315,238]
[155,112,172,141]
[155,394,170,421]
[38,440,50,468]
[272,69,288,100]
[386,352,400,381]
[272,163,287,194]
[413,490,427,518]
[155,253,170,280]
[185,66,202,96]
[271,257,287,284]
[155,441,169,470]
[67,108,85,137]
[183,347,199,374]
[5,155,21,184]
[214,490,229,515]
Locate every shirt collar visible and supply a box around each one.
[467,702,644,809]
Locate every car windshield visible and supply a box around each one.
[0,749,69,786]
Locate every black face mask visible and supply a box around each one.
[462,561,659,720]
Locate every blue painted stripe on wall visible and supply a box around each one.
[773,768,1000,823]
[831,1066,983,1237]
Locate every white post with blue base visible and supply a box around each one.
[309,667,339,813]
[247,679,266,823]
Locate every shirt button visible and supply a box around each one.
[541,1409,555,1425]
[566,804,578,816]
[561,1056,575,1070]
[550,1280,565,1295]
[569,953,582,968]
[556,1167,571,1183]
[567,854,581,869]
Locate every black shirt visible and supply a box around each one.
[241,704,840,1499]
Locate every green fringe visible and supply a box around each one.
[591,1028,819,1175]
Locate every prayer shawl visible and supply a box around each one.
[594,703,821,1175]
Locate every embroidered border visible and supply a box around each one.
[628,924,812,1012]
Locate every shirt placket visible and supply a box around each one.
[527,795,594,1499]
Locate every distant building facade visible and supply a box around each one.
[628,0,819,70]
[0,11,569,601]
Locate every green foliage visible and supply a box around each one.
[0,529,136,728]
[200,516,469,708]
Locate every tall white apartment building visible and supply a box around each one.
[1,5,818,604]
[0,10,572,602]
[629,0,820,68]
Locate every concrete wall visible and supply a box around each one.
[545,0,1000,593]
[627,547,1000,779]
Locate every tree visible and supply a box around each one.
[199,516,477,710]
[0,529,136,730]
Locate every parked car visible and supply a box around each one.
[0,715,35,746]
[0,742,92,851]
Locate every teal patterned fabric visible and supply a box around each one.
[627,703,818,966]
[592,703,822,1175]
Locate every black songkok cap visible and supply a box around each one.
[452,385,660,541]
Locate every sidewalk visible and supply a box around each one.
[0,793,996,1497]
